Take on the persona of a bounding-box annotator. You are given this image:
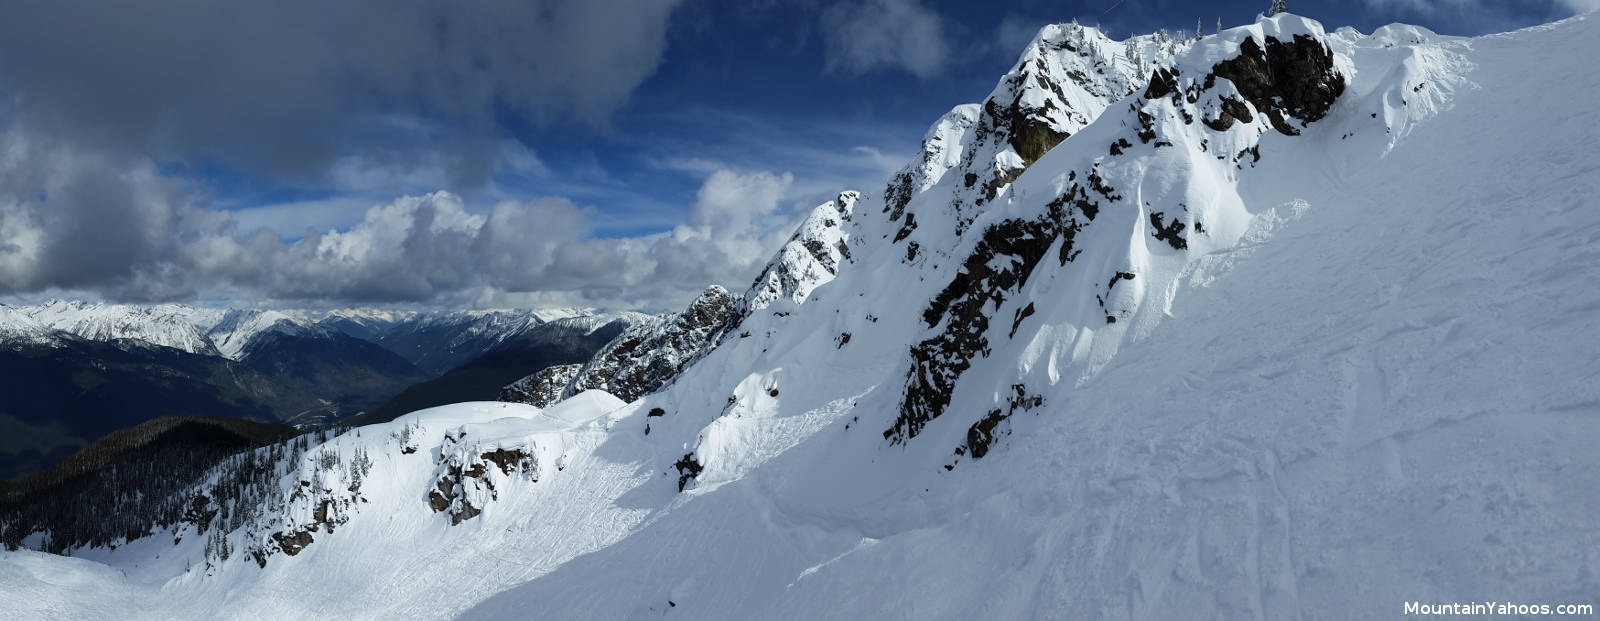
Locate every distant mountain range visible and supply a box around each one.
[347,313,649,427]
[0,300,616,480]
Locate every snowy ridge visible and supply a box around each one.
[5,13,1598,620]
[543,311,652,335]
[503,286,736,408]
[745,191,860,312]
[0,303,56,347]
[883,22,1190,243]
[887,13,1352,444]
[407,310,547,348]
[498,363,583,407]
[370,308,605,375]
[206,309,327,360]
[22,300,224,356]
[528,307,596,323]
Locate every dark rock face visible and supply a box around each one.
[271,529,313,556]
[674,453,703,492]
[991,98,1069,167]
[881,24,1160,243]
[1203,96,1256,131]
[887,29,1346,448]
[1149,211,1189,250]
[744,192,858,313]
[498,363,582,407]
[428,440,538,525]
[1144,67,1181,100]
[255,482,357,563]
[887,180,1106,444]
[963,384,1045,459]
[1206,34,1345,136]
[545,286,738,408]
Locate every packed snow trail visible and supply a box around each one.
[2,14,1597,621]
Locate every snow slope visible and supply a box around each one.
[205,309,325,360]
[22,300,224,356]
[0,303,56,347]
[3,13,1598,620]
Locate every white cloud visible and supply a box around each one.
[0,128,812,309]
[821,0,949,78]
[226,197,375,239]
[1561,0,1600,12]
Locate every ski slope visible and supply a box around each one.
[2,13,1597,620]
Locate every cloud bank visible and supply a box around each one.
[0,0,683,186]
[0,126,805,308]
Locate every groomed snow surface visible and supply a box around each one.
[4,13,1598,620]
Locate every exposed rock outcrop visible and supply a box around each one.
[498,364,582,406]
[514,286,738,409]
[884,23,1190,240]
[744,192,859,313]
[888,17,1348,445]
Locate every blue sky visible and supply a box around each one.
[0,0,1588,310]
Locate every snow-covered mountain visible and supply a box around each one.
[201,309,324,360]
[10,301,337,361]
[501,286,736,407]
[22,300,225,356]
[5,13,1599,620]
[0,304,426,471]
[369,308,596,376]
[744,191,860,312]
[298,308,419,341]
[0,303,56,347]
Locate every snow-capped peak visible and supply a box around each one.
[0,303,57,347]
[207,309,326,360]
[882,21,1192,243]
[745,191,860,312]
[21,300,223,356]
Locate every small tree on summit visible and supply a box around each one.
[1269,0,1289,16]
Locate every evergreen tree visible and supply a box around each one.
[1269,0,1289,16]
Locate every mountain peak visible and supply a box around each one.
[883,21,1192,245]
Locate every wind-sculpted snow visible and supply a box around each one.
[4,13,1597,620]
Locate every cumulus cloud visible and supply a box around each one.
[0,0,683,185]
[0,129,809,309]
[654,169,795,286]
[0,130,183,296]
[820,0,949,78]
